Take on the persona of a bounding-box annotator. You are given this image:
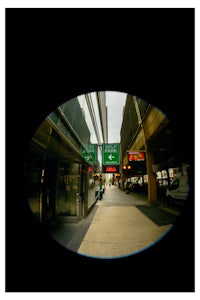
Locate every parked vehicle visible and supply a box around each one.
[165,175,189,202]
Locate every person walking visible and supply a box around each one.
[99,178,103,200]
[95,176,100,200]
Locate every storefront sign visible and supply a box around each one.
[128,151,145,161]
[102,165,119,173]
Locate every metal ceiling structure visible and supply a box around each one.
[120,95,191,176]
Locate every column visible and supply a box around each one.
[146,147,157,204]
[133,96,157,205]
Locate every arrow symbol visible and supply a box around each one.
[85,155,91,161]
[108,154,115,160]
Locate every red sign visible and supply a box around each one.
[128,151,145,161]
[102,166,119,173]
[88,166,93,172]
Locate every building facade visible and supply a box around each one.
[25,92,108,223]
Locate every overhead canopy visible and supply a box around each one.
[148,123,191,170]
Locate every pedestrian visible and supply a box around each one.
[99,178,103,200]
[95,176,99,200]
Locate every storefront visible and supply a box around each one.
[25,98,99,223]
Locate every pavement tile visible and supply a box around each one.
[77,187,174,258]
[46,185,177,258]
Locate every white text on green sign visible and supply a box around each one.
[81,144,97,164]
[102,143,120,165]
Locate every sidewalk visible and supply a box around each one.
[47,185,178,259]
[77,185,176,258]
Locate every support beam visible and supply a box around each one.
[146,147,157,204]
[133,96,157,204]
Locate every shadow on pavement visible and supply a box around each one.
[135,204,177,226]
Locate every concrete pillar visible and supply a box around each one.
[133,96,157,205]
[146,148,157,204]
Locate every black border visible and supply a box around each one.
[6,8,195,292]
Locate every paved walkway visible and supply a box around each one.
[76,185,175,258]
[46,185,180,260]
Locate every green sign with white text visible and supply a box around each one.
[102,143,120,165]
[81,144,97,165]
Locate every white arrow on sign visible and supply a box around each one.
[85,155,92,161]
[108,154,115,160]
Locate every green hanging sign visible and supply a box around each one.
[102,143,120,165]
[81,144,98,165]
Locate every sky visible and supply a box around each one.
[77,91,127,166]
[78,91,127,145]
[106,91,127,143]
